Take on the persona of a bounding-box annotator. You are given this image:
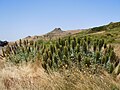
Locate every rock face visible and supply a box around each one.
[0,41,8,47]
[51,28,63,33]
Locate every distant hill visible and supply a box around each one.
[89,21,120,33]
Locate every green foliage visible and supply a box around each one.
[71,40,75,50]
[109,63,114,73]
[84,57,91,67]
[2,35,118,74]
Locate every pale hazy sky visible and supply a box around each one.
[0,0,120,41]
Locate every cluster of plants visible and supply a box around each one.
[2,36,120,74]
[89,22,120,33]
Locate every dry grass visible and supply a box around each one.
[0,59,120,90]
[113,44,120,58]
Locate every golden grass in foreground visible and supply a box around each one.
[0,59,120,90]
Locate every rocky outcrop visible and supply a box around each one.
[0,41,8,47]
[51,28,63,33]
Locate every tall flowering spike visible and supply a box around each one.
[47,58,52,68]
[93,42,97,52]
[21,46,25,53]
[59,45,63,52]
[37,51,41,61]
[84,57,91,67]
[87,37,91,46]
[55,41,59,49]
[23,40,27,46]
[83,42,87,54]
[34,42,37,48]
[96,51,100,63]
[43,53,48,62]
[73,37,76,46]
[53,54,58,65]
[110,50,116,63]
[63,55,68,64]
[80,39,84,46]
[26,40,29,45]
[58,38,61,45]
[57,49,61,59]
[2,48,5,57]
[50,44,53,54]
[27,46,31,54]
[84,36,87,41]
[105,54,109,64]
[68,36,71,45]
[14,42,18,47]
[76,44,80,53]
[64,46,68,57]
[109,63,114,73]
[60,39,65,46]
[101,56,106,64]
[19,39,22,47]
[101,39,104,46]
[30,40,34,46]
[104,42,107,49]
[77,52,81,63]
[98,39,103,51]
[77,37,80,45]
[65,40,68,46]
[71,40,75,50]
[48,51,52,60]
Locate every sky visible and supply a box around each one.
[0,0,120,41]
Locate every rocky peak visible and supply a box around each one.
[51,28,63,33]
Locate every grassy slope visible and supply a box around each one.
[0,22,120,90]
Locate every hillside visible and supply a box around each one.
[22,28,81,41]
[0,22,120,90]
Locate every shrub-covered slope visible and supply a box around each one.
[0,22,120,90]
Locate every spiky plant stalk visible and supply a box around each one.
[48,51,52,60]
[2,48,5,57]
[71,40,75,50]
[63,55,68,65]
[76,44,80,53]
[55,41,59,49]
[84,57,91,67]
[110,50,116,63]
[50,44,53,54]
[101,56,106,64]
[96,51,100,64]
[14,42,18,47]
[109,63,114,73]
[53,54,58,65]
[19,39,22,47]
[43,53,48,62]
[77,37,80,45]
[93,42,97,52]
[104,42,107,49]
[77,52,81,63]
[83,42,87,54]
[73,37,76,47]
[23,40,27,46]
[57,49,62,60]
[64,46,68,57]
[68,36,71,45]
[98,39,104,51]
[65,40,68,46]
[47,58,52,68]
[59,45,63,52]
[87,37,91,46]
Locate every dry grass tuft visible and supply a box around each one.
[0,59,120,90]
